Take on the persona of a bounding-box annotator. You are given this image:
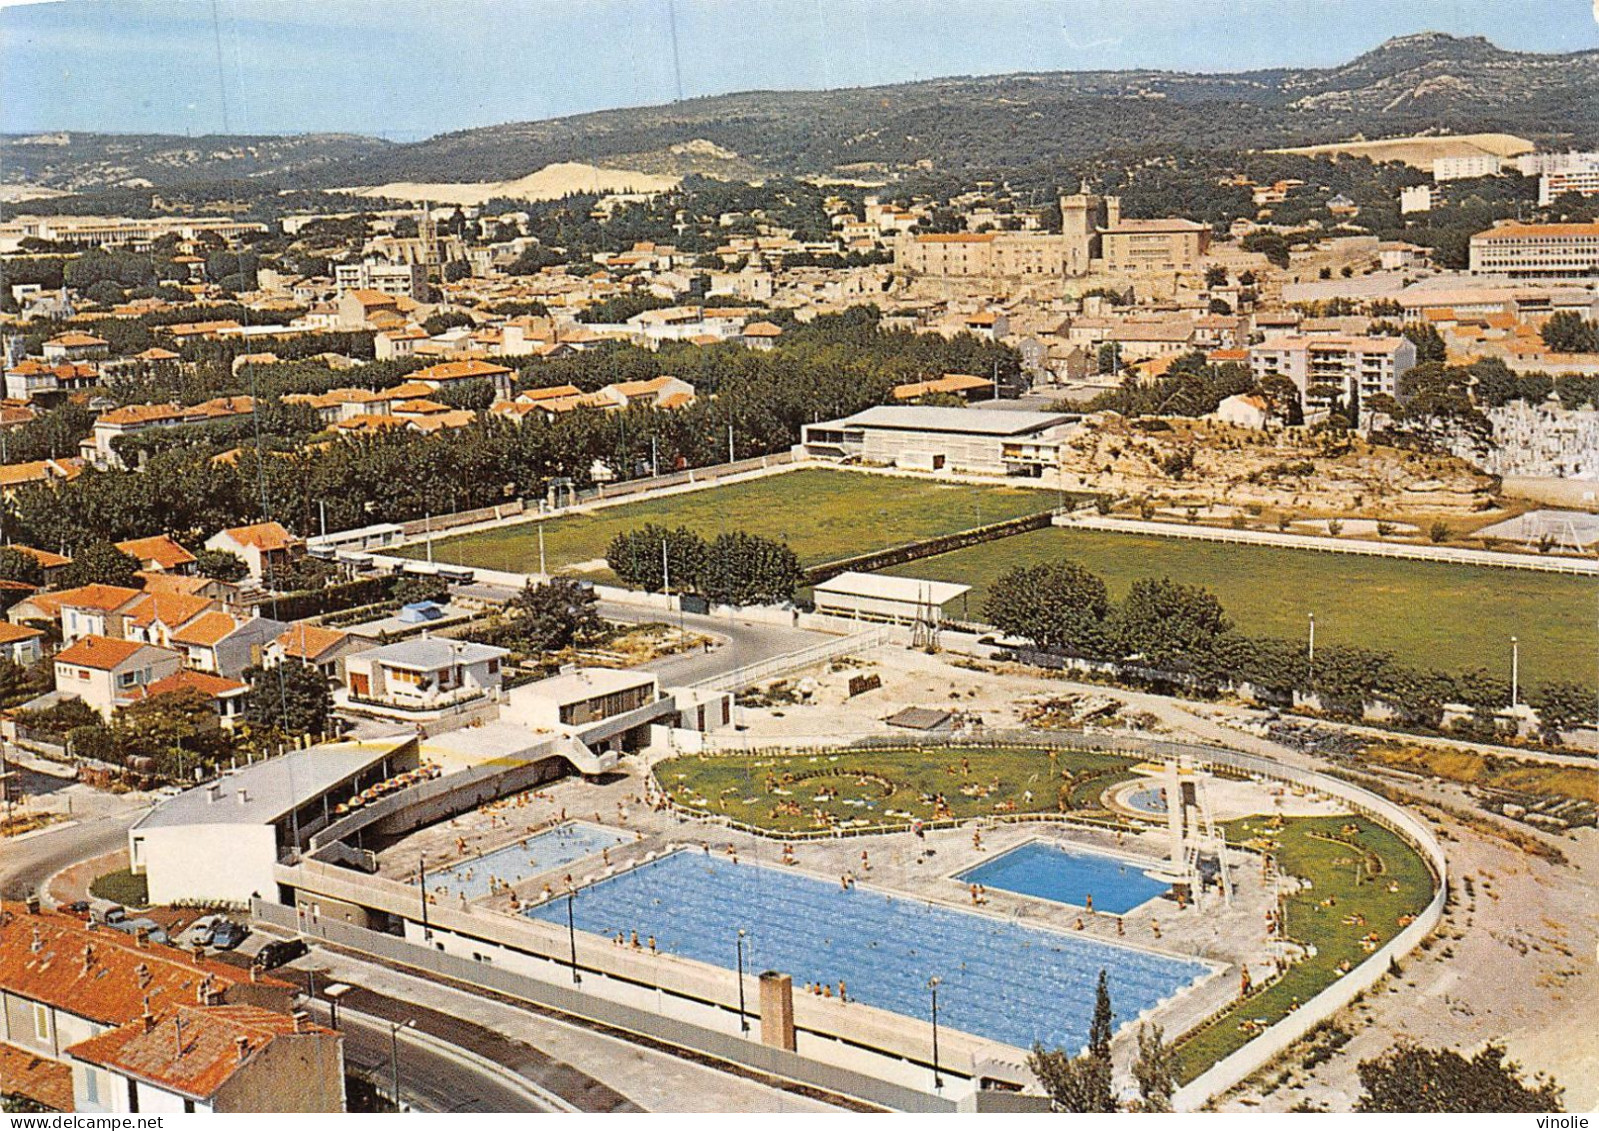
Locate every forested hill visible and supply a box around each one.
[5,32,1596,192]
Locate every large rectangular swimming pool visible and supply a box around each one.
[421,822,629,902]
[526,851,1209,1053]
[958,841,1170,916]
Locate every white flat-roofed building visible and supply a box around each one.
[342,636,507,714]
[128,737,418,905]
[502,666,676,754]
[812,571,971,624]
[800,404,1079,476]
[1469,222,1599,281]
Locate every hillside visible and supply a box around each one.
[0,131,392,192]
[3,33,1595,194]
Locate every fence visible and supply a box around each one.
[691,625,898,692]
[1057,513,1598,576]
[251,899,954,1113]
[801,510,1058,585]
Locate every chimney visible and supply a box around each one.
[23,893,40,915]
[235,1036,251,1063]
[29,927,43,953]
[135,927,150,948]
[192,944,206,965]
[291,1010,310,1034]
[135,962,152,989]
[237,788,250,806]
[82,943,95,972]
[141,1010,157,1034]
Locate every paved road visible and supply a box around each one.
[333,1009,549,1113]
[0,806,144,900]
[600,600,834,686]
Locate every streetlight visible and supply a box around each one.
[324,983,352,1031]
[928,976,943,1092]
[1510,636,1520,709]
[387,1018,415,1110]
[735,929,749,1033]
[565,889,581,984]
[417,854,431,942]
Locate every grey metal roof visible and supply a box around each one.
[825,404,1075,436]
[132,738,411,830]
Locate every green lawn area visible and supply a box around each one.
[89,867,149,908]
[398,469,1053,577]
[1173,814,1436,1081]
[655,745,1141,834]
[882,526,1598,686]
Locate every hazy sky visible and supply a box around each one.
[2,0,1595,139]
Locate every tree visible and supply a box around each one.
[1204,265,1228,289]
[57,542,141,589]
[436,377,497,414]
[194,548,248,581]
[504,578,601,652]
[0,547,44,588]
[1116,577,1231,669]
[390,575,448,607]
[1356,1042,1563,1113]
[244,661,333,737]
[606,524,706,593]
[982,561,1110,656]
[1528,681,1597,743]
[1132,1024,1176,1112]
[1027,970,1117,1112]
[1540,311,1599,354]
[1402,322,1447,364]
[114,688,230,780]
[443,260,472,282]
[700,532,801,607]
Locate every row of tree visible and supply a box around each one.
[607,525,803,607]
[982,561,1594,741]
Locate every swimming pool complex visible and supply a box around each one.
[421,822,630,901]
[957,841,1171,916]
[526,851,1210,1053]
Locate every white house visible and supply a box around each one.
[342,636,507,715]
[53,636,184,719]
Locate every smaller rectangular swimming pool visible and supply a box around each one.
[958,841,1169,915]
[420,822,629,902]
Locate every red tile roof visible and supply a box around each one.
[0,1040,73,1111]
[54,635,148,670]
[67,1004,331,1104]
[115,535,197,572]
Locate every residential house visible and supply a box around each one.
[0,898,338,1115]
[203,523,302,584]
[168,612,287,679]
[41,333,109,363]
[0,458,86,497]
[53,636,183,718]
[121,592,217,649]
[113,535,197,575]
[1211,392,1281,430]
[268,623,372,685]
[133,669,250,728]
[58,585,144,643]
[342,637,507,717]
[82,398,256,469]
[408,359,514,400]
[0,622,44,665]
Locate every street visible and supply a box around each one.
[600,599,835,686]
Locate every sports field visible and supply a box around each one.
[882,527,1597,686]
[400,469,1054,575]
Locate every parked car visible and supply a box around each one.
[209,921,250,950]
[60,900,91,919]
[253,938,308,969]
[110,917,169,945]
[182,914,224,947]
[88,899,126,926]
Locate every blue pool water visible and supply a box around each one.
[1124,786,1169,815]
[422,823,629,901]
[959,842,1170,916]
[526,851,1208,1053]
